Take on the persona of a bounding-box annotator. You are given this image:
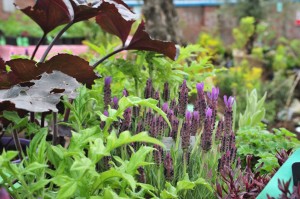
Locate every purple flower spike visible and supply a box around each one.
[205,108,213,118]
[112,97,119,109]
[162,102,169,113]
[207,87,219,101]
[178,80,188,116]
[224,96,235,111]
[105,76,112,85]
[163,82,170,101]
[196,83,204,94]
[191,111,200,136]
[185,111,192,122]
[104,76,112,109]
[164,153,174,181]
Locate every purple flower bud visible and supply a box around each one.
[103,110,109,117]
[224,96,235,111]
[104,77,112,109]
[145,109,153,130]
[164,153,174,181]
[133,106,140,118]
[205,108,213,118]
[162,102,169,113]
[0,187,10,199]
[178,80,188,116]
[123,89,129,97]
[154,145,162,165]
[163,82,170,101]
[185,111,192,122]
[196,83,204,95]
[207,87,219,102]
[112,97,119,109]
[154,90,161,107]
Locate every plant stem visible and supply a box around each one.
[134,78,139,97]
[30,112,35,123]
[52,112,58,145]
[12,130,23,160]
[92,47,126,67]
[41,112,46,127]
[39,22,74,63]
[30,33,46,60]
[64,99,74,122]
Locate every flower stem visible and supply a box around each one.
[12,130,23,160]
[52,112,58,145]
[39,22,74,63]
[92,47,126,67]
[31,33,46,60]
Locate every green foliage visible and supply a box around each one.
[237,128,300,172]
[233,17,255,50]
[239,89,266,128]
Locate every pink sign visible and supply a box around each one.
[0,45,89,61]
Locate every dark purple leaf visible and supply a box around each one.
[96,1,135,45]
[2,54,98,89]
[16,0,72,34]
[126,21,179,60]
[38,54,99,88]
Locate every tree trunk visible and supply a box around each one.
[142,0,181,44]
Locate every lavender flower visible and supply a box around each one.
[157,116,166,137]
[178,80,188,116]
[163,82,170,101]
[100,110,109,129]
[154,144,162,165]
[136,121,144,134]
[195,83,206,126]
[104,77,112,109]
[138,167,146,183]
[112,97,119,110]
[215,119,224,141]
[164,153,174,181]
[150,116,158,138]
[133,106,140,118]
[145,109,153,130]
[154,90,161,107]
[119,108,132,133]
[123,89,129,97]
[224,95,235,135]
[170,116,179,140]
[162,102,169,113]
[181,111,192,150]
[191,111,200,136]
[201,108,213,151]
[144,79,154,99]
[206,87,219,130]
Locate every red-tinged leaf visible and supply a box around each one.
[38,54,98,88]
[96,1,135,45]
[70,0,100,22]
[126,21,179,60]
[16,0,72,34]
[1,55,98,89]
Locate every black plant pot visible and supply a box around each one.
[0,137,30,163]
[5,37,17,45]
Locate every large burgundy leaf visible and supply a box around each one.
[16,0,72,34]
[70,0,100,22]
[1,54,98,89]
[38,54,99,88]
[96,1,135,45]
[126,21,179,60]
